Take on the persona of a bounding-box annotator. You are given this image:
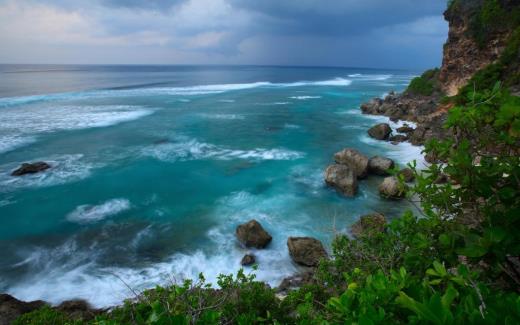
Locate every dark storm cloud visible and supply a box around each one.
[0,0,449,68]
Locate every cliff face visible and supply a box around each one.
[438,0,516,95]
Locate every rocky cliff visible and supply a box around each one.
[361,0,520,145]
[438,0,517,96]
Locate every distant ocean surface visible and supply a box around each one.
[0,65,423,307]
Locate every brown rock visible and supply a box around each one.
[11,162,51,176]
[56,299,99,321]
[277,271,315,293]
[0,294,47,325]
[368,123,392,140]
[397,168,415,182]
[334,148,369,178]
[388,134,409,143]
[236,220,272,249]
[324,164,358,197]
[368,156,395,176]
[397,125,415,133]
[240,254,256,266]
[287,237,327,267]
[378,176,407,199]
[350,213,386,238]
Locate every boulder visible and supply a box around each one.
[368,123,392,140]
[378,176,407,199]
[388,134,409,144]
[0,294,47,325]
[324,164,358,197]
[368,156,395,176]
[397,168,415,182]
[287,237,327,267]
[350,213,387,238]
[240,254,256,266]
[11,162,51,176]
[277,271,315,293]
[236,220,272,249]
[396,125,415,133]
[333,148,369,178]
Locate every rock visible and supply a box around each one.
[236,220,272,249]
[287,237,327,267]
[277,271,315,293]
[0,294,47,325]
[11,162,51,176]
[56,299,99,320]
[241,254,256,266]
[333,148,369,178]
[378,176,407,199]
[388,134,408,144]
[324,164,358,197]
[397,125,415,133]
[397,168,415,182]
[368,156,395,176]
[350,213,386,238]
[368,123,392,140]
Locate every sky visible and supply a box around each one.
[0,0,448,69]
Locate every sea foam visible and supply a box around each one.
[67,199,131,224]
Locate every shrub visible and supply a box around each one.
[406,68,439,96]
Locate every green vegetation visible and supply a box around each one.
[15,81,520,324]
[406,69,439,96]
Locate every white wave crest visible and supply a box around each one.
[196,113,245,120]
[142,138,304,162]
[67,199,131,224]
[289,96,322,100]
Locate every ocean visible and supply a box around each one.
[0,64,423,307]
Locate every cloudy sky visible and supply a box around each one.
[0,0,448,69]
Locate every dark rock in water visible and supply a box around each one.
[11,162,51,176]
[236,220,272,249]
[56,299,99,321]
[397,125,415,134]
[351,213,386,238]
[277,271,315,293]
[241,254,256,266]
[368,156,395,176]
[397,168,415,183]
[334,148,369,179]
[378,176,407,199]
[368,123,392,140]
[0,294,47,325]
[324,164,358,197]
[153,138,169,145]
[388,134,409,144]
[287,237,327,267]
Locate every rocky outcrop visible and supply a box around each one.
[241,254,256,266]
[333,148,369,178]
[378,176,407,199]
[368,156,395,176]
[11,162,51,176]
[350,213,387,238]
[287,237,327,267]
[367,123,392,140]
[324,164,358,197]
[389,134,408,144]
[56,299,99,321]
[0,294,46,325]
[236,220,272,248]
[438,0,513,96]
[361,92,439,122]
[277,271,315,294]
[397,125,415,134]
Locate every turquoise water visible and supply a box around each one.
[0,65,423,307]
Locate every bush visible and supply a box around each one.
[406,68,439,96]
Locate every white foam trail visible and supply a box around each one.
[0,78,353,108]
[0,154,99,192]
[0,105,154,152]
[289,96,322,100]
[217,99,236,103]
[142,137,304,162]
[347,74,392,81]
[196,113,245,120]
[67,199,131,224]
